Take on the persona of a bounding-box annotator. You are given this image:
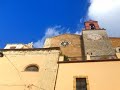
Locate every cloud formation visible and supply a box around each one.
[33,0,120,48]
[33,26,70,48]
[33,23,84,48]
[88,0,120,37]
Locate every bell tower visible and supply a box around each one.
[82,20,116,60]
[84,20,100,30]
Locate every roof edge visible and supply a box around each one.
[0,47,60,51]
[58,59,120,64]
[48,33,81,38]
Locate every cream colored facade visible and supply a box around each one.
[55,60,120,90]
[0,48,61,90]
[0,49,120,90]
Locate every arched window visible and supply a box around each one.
[89,24,96,30]
[25,64,39,72]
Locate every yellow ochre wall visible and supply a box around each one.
[0,49,60,90]
[55,61,120,90]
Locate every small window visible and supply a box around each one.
[76,78,87,90]
[89,24,96,30]
[0,52,3,57]
[25,64,39,72]
[87,52,93,55]
[91,53,92,55]
[60,41,69,47]
[10,46,16,49]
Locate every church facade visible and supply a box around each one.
[44,20,120,60]
[0,20,120,90]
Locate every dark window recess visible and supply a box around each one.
[87,52,93,55]
[76,78,87,90]
[25,65,39,72]
[0,52,3,57]
[91,53,92,55]
[90,24,96,30]
[61,41,69,46]
[10,46,16,49]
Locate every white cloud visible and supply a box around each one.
[88,0,120,37]
[75,31,82,35]
[33,26,70,48]
[45,26,61,37]
[33,39,44,48]
[74,19,85,35]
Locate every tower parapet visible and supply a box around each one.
[84,20,100,30]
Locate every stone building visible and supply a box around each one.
[44,20,120,60]
[0,20,120,90]
[0,47,61,90]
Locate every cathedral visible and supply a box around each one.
[44,20,120,60]
[0,20,120,90]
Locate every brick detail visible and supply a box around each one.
[85,20,100,30]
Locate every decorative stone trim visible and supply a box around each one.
[0,50,60,55]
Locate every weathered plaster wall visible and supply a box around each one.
[0,49,60,90]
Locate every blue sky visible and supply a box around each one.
[0,0,90,48]
[0,0,120,48]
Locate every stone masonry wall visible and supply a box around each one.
[44,34,83,60]
[82,30,115,57]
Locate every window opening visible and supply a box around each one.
[89,24,96,30]
[10,46,16,49]
[91,53,92,55]
[25,64,39,72]
[76,78,87,90]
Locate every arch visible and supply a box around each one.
[89,24,96,30]
[25,64,39,72]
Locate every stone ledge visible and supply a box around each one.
[0,47,61,55]
[0,47,60,51]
